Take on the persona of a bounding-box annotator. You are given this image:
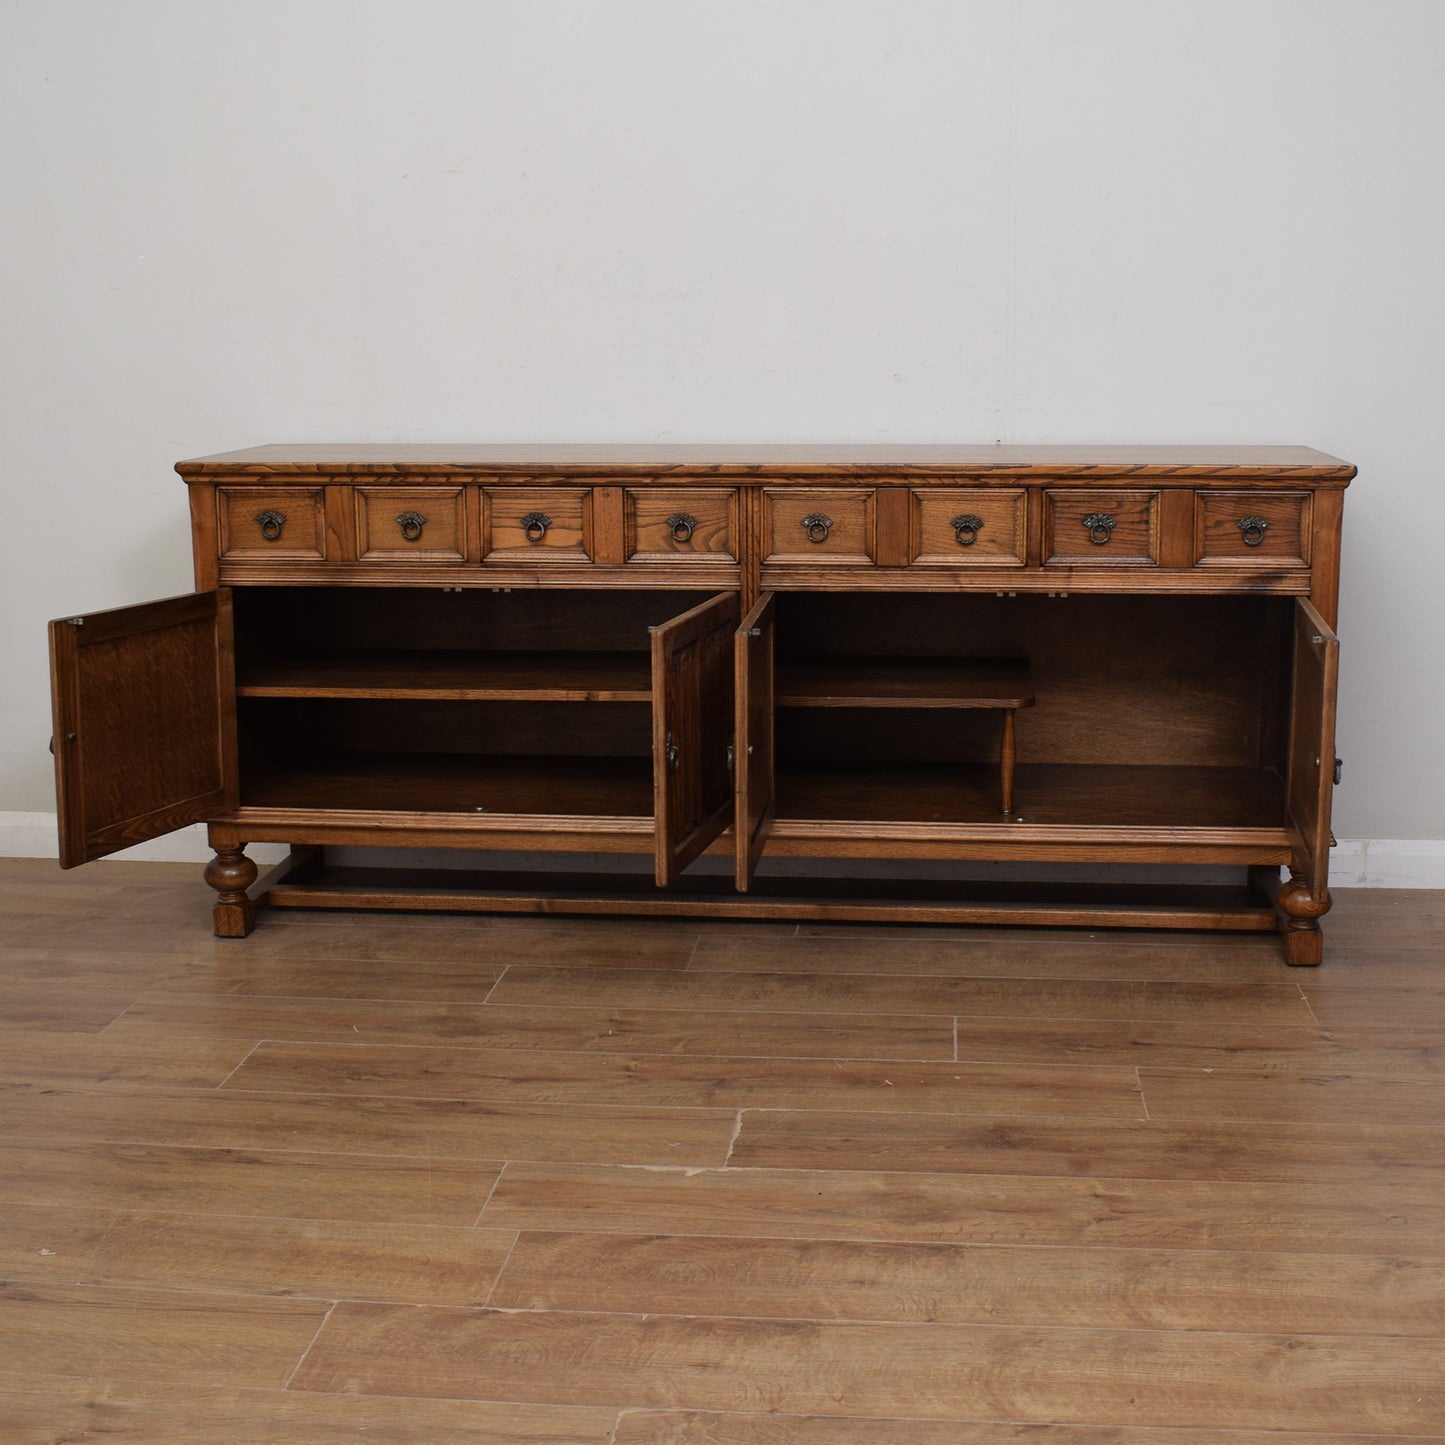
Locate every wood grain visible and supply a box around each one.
[726,1108,1445,1182]
[486,965,1317,1024]
[483,1161,1445,1254]
[106,994,955,1058]
[0,1282,327,1388]
[0,1375,618,1443]
[492,1230,1445,1335]
[1138,1067,1445,1126]
[225,1042,1142,1117]
[0,1140,501,1224]
[291,1302,1444,1430]
[0,1084,736,1166]
[75,1212,517,1305]
[612,1413,1444,1445]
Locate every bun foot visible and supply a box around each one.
[205,846,257,937]
[1276,874,1330,967]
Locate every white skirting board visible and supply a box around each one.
[2,810,1442,887]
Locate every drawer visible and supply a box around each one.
[1195,490,1311,568]
[1044,490,1159,567]
[912,488,1027,567]
[626,488,738,562]
[764,488,874,565]
[356,486,466,562]
[218,487,326,561]
[484,487,592,562]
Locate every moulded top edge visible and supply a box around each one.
[176,443,1356,482]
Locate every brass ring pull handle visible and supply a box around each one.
[1082,512,1116,546]
[800,512,834,545]
[667,513,697,544]
[520,511,552,543]
[255,509,286,542]
[1236,515,1269,547]
[951,513,985,547]
[395,511,427,542]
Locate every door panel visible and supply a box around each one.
[651,592,740,886]
[50,591,236,867]
[1286,597,1340,899]
[734,592,776,891]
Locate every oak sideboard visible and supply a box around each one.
[48,444,1352,963]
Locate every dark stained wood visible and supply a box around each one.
[734,591,775,891]
[60,444,1351,959]
[1195,489,1311,568]
[237,649,653,700]
[1280,596,1341,963]
[651,592,739,886]
[243,754,655,817]
[1043,488,1160,566]
[178,443,1357,480]
[776,656,1033,709]
[49,591,236,867]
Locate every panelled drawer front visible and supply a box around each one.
[1044,490,1159,567]
[1196,490,1310,568]
[357,485,466,562]
[912,488,1027,567]
[218,487,327,560]
[484,487,592,562]
[764,488,874,565]
[627,488,738,562]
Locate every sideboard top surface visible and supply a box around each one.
[177,443,1356,483]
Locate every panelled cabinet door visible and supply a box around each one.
[651,592,740,887]
[1286,597,1340,900]
[49,591,237,867]
[734,592,776,892]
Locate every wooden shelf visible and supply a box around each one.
[777,656,1033,709]
[776,763,1286,830]
[237,651,652,702]
[242,754,654,817]
[239,754,1284,835]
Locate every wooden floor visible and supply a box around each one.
[2,857,1444,1442]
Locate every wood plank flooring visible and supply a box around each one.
[2,858,1444,1441]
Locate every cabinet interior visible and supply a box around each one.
[231,586,1293,832]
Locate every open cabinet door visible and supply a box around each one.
[652,592,740,886]
[1286,597,1340,904]
[50,591,237,867]
[734,592,776,892]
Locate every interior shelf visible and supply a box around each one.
[777,656,1034,709]
[236,651,652,702]
[238,754,1284,833]
[775,763,1287,830]
[241,754,654,817]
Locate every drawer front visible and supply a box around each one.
[626,488,738,562]
[1044,490,1159,567]
[218,487,326,560]
[764,488,874,565]
[485,487,592,562]
[912,488,1027,567]
[357,486,466,562]
[1195,490,1311,568]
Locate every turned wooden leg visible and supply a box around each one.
[205,845,257,938]
[1000,709,1017,815]
[1276,868,1330,966]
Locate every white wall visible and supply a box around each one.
[3,0,1443,850]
